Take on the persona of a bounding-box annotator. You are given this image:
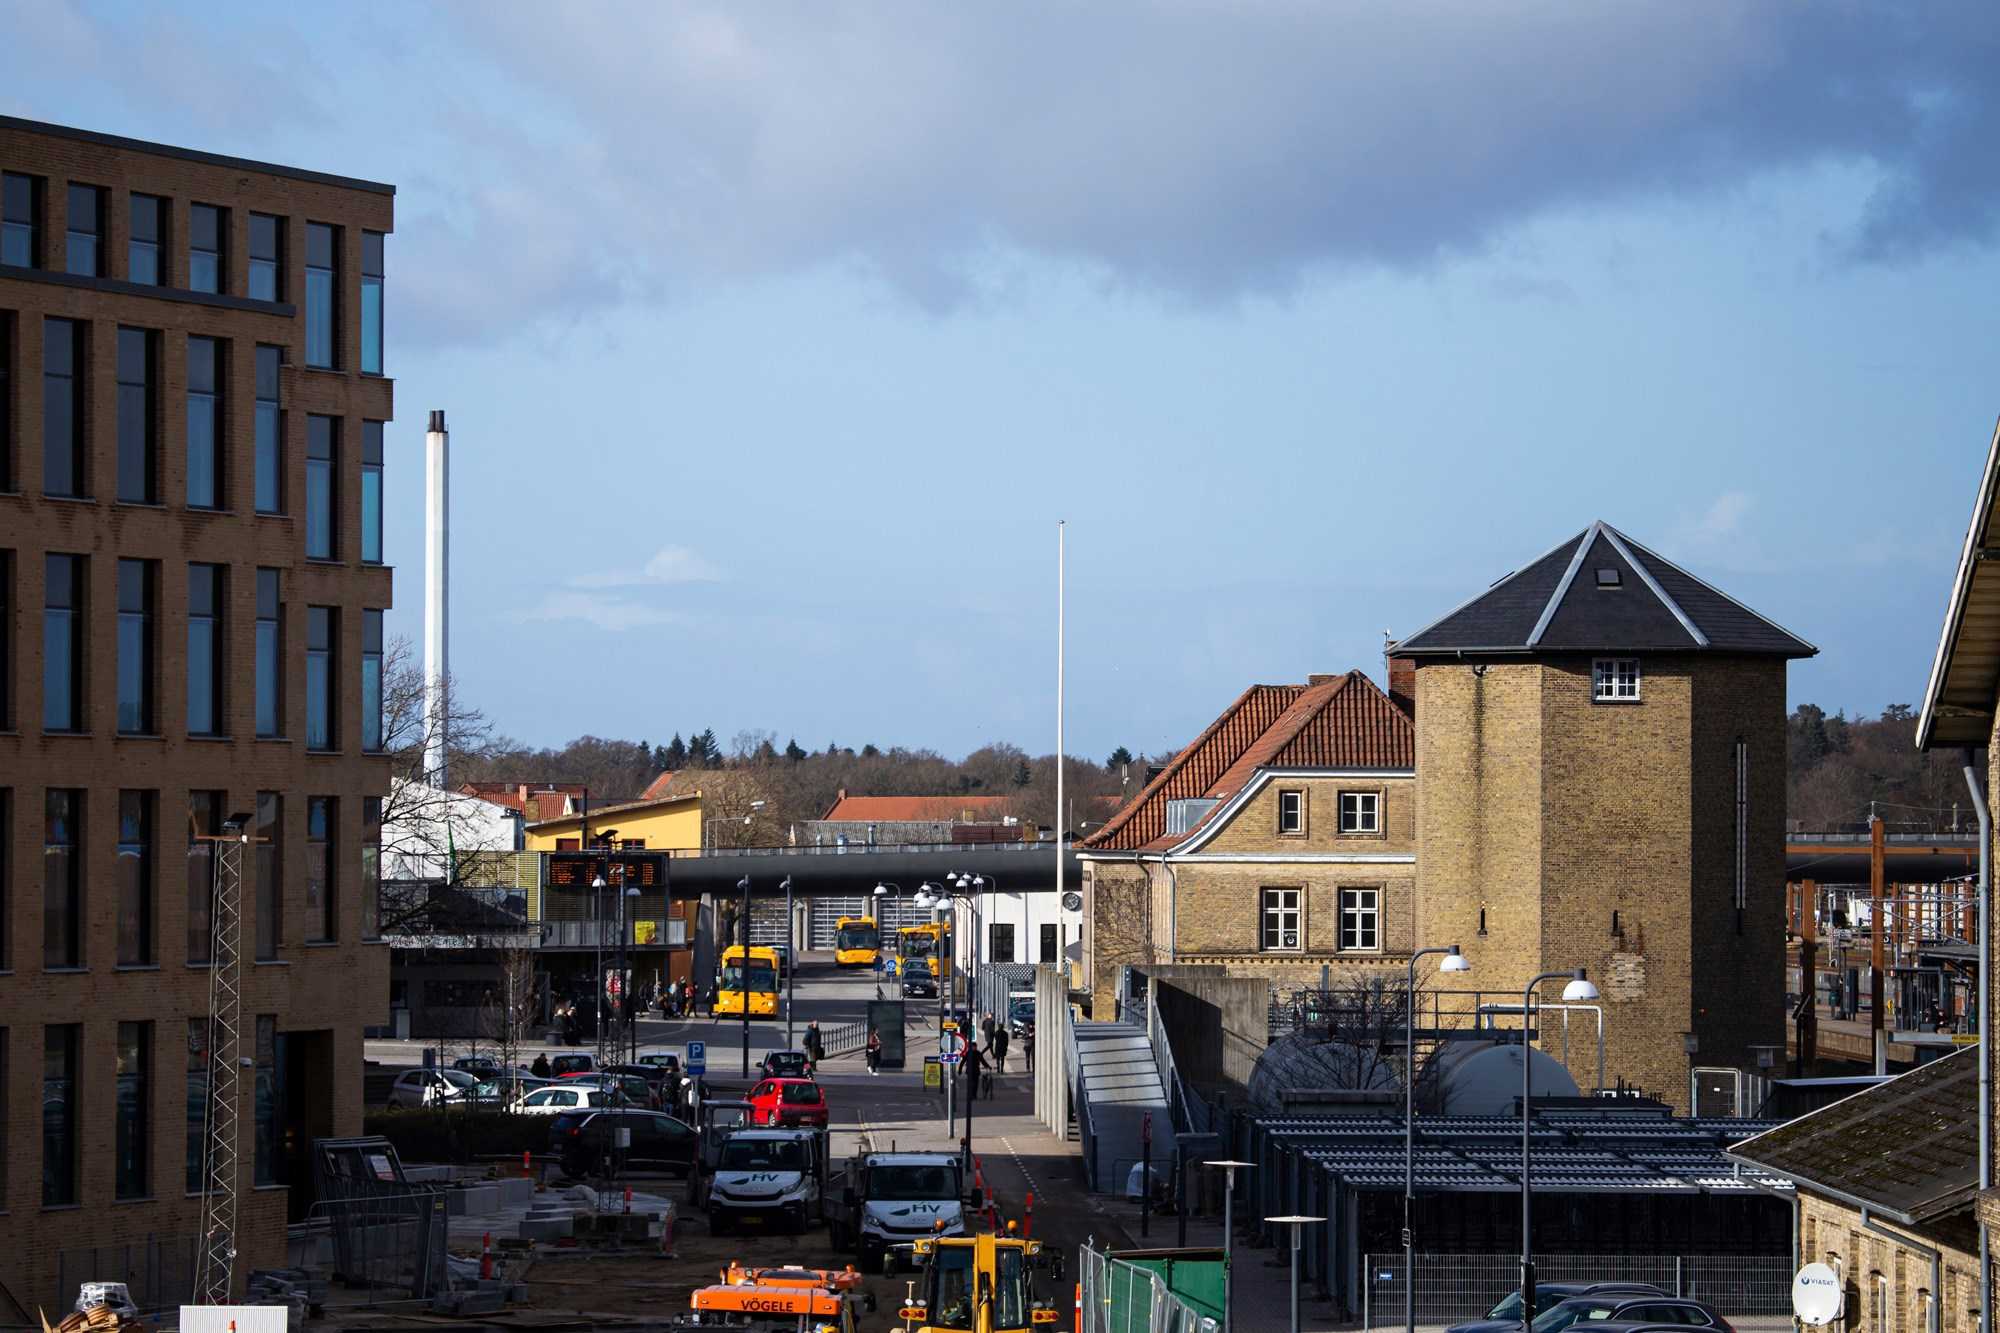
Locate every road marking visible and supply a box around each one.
[1000,1136,1039,1195]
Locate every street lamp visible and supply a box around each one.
[705,800,766,852]
[1405,945,1471,1333]
[592,872,608,1064]
[874,883,900,995]
[619,883,640,1063]
[1265,1215,1325,1333]
[1205,1160,1252,1333]
[737,876,753,1078]
[781,875,796,1048]
[1519,967,1599,1328]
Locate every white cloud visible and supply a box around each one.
[512,592,684,633]
[569,545,723,590]
[1683,491,1753,543]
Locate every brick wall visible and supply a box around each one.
[1801,1192,1980,1333]
[1198,774,1416,856]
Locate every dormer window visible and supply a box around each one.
[1595,568,1622,588]
[1277,790,1305,836]
[1593,657,1641,702]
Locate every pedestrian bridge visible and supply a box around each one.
[654,841,1079,897]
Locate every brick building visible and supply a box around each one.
[1396,520,1813,1107]
[0,117,394,1302]
[1077,670,1416,1013]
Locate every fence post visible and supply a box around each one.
[1676,1255,1685,1297]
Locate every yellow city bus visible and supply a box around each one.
[834,916,881,969]
[716,945,781,1018]
[897,922,952,985]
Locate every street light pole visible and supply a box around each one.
[1406,944,1470,1333]
[592,872,607,1066]
[1519,966,1599,1328]
[1265,1215,1325,1333]
[782,875,796,1048]
[738,876,753,1078]
[873,883,898,999]
[1206,1160,1251,1333]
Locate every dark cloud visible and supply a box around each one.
[407,2,2000,336]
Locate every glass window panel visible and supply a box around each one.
[362,608,383,751]
[254,346,282,513]
[2,171,36,267]
[362,796,381,939]
[255,794,282,959]
[129,194,162,285]
[306,606,334,749]
[308,797,335,941]
[256,569,282,738]
[249,212,282,302]
[306,415,336,559]
[189,204,222,293]
[116,558,154,734]
[114,1021,150,1195]
[188,563,222,735]
[43,789,81,968]
[43,1024,79,1205]
[186,1018,210,1191]
[186,792,221,963]
[305,223,336,368]
[43,554,81,732]
[187,336,220,507]
[65,184,101,277]
[253,1014,278,1183]
[42,317,80,498]
[117,791,154,965]
[116,328,156,503]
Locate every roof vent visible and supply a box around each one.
[1595,568,1623,588]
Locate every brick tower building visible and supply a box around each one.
[1395,521,1814,1107]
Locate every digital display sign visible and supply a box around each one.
[546,851,666,889]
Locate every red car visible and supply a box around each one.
[748,1077,828,1129]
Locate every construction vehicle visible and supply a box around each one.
[716,945,781,1018]
[824,1150,970,1269]
[897,1233,1064,1333]
[676,1262,876,1333]
[897,923,952,986]
[834,916,881,969]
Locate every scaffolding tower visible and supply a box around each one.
[193,823,250,1304]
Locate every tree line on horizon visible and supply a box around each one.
[1787,702,1986,834]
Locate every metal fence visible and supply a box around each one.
[306,1190,452,1303]
[1080,1241,1221,1333]
[53,1234,198,1314]
[1360,1253,1795,1333]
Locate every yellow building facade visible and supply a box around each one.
[523,792,706,852]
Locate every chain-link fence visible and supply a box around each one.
[53,1234,198,1314]
[307,1190,452,1303]
[1360,1253,1794,1333]
[1080,1241,1222,1333]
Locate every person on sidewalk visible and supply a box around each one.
[530,1051,552,1079]
[990,1024,1009,1075]
[961,1039,988,1102]
[865,1027,882,1076]
[804,1020,826,1072]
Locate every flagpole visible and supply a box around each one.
[1056,520,1066,955]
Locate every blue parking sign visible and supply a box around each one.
[686,1040,706,1075]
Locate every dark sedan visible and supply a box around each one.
[1450,1286,1667,1333]
[552,1108,698,1177]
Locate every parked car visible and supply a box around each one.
[553,1108,698,1177]
[549,1053,597,1077]
[467,1074,551,1106]
[1451,1285,1668,1333]
[748,1076,829,1129]
[386,1068,478,1109]
[512,1084,611,1115]
[902,960,938,999]
[563,1071,656,1107]
[759,1050,812,1079]
[637,1052,683,1075]
[1527,1294,1729,1333]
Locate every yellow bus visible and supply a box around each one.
[834,916,881,969]
[897,922,952,985]
[716,945,781,1018]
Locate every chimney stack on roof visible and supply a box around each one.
[1387,653,1416,720]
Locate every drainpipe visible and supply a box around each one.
[1861,1209,1941,1333]
[1966,756,1990,1333]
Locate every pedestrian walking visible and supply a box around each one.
[530,1052,552,1079]
[865,1027,882,1076]
[804,1020,826,1071]
[981,1011,998,1049]
[961,1040,988,1102]
[990,1024,1009,1075]
[1022,1022,1035,1070]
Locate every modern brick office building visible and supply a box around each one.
[0,116,393,1305]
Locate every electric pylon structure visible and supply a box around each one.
[192,819,250,1304]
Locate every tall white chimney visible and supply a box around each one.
[424,410,449,789]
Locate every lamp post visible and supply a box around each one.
[737,876,753,1078]
[917,882,950,1133]
[1519,967,1600,1328]
[782,875,796,1048]
[1405,945,1471,1333]
[1205,1160,1252,1333]
[705,800,765,852]
[873,883,899,998]
[592,872,607,1065]
[619,882,640,1063]
[944,875,987,1175]
[1265,1215,1325,1333]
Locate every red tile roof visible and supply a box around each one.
[641,771,678,801]
[1079,670,1413,853]
[820,794,1017,823]
[458,782,588,816]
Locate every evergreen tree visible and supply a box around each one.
[784,738,807,763]
[1012,759,1033,787]
[662,734,689,767]
[862,743,881,758]
[1106,745,1134,769]
[696,728,720,763]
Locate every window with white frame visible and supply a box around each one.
[1277,790,1305,836]
[1339,791,1379,834]
[1339,888,1379,951]
[1593,657,1641,701]
[1260,889,1301,952]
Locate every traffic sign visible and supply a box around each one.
[941,1052,961,1065]
[686,1040,707,1075]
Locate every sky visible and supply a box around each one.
[8,1,2000,761]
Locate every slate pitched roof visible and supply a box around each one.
[1727,1044,1975,1226]
[1395,521,1815,658]
[1081,671,1414,854]
[820,795,1015,823]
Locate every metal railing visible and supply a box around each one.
[1360,1253,1795,1333]
[53,1234,198,1316]
[306,1190,452,1304]
[1080,1240,1220,1333]
[1148,984,1214,1137]
[536,918,683,949]
[1067,1015,1103,1189]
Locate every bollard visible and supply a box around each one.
[1025,1192,1035,1239]
[624,1186,633,1214]
[522,1150,532,1179]
[1074,1282,1082,1333]
[659,1209,676,1259]
[480,1232,493,1281]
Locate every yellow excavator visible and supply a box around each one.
[897,1232,1064,1333]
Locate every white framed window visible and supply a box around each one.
[1261,889,1301,952]
[1338,791,1379,834]
[1278,790,1305,836]
[1593,657,1641,701]
[1339,888,1379,951]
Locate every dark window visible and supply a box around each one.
[115,1020,151,1198]
[187,563,224,736]
[189,204,223,294]
[306,606,336,750]
[43,553,84,732]
[308,796,336,942]
[362,796,381,940]
[306,415,337,559]
[65,184,102,276]
[2,171,39,267]
[361,231,384,374]
[186,1018,210,1192]
[186,336,221,507]
[254,345,282,513]
[44,789,81,969]
[128,194,163,285]
[362,609,384,752]
[255,793,282,959]
[255,569,282,737]
[248,212,283,301]
[361,421,383,563]
[1039,922,1058,964]
[116,558,156,734]
[42,317,83,498]
[2,314,12,491]
[117,790,155,965]
[43,1023,79,1205]
[0,789,10,970]
[0,550,11,728]
[0,1028,7,1201]
[187,791,222,963]
[1278,789,1305,835]
[305,223,337,368]
[988,922,1015,964]
[253,1014,281,1184]
[116,327,157,503]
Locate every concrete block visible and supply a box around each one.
[520,1214,573,1241]
[403,1165,455,1183]
[446,1184,500,1216]
[495,1177,535,1206]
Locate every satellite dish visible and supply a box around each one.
[1793,1263,1843,1326]
[1061,892,1083,912]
